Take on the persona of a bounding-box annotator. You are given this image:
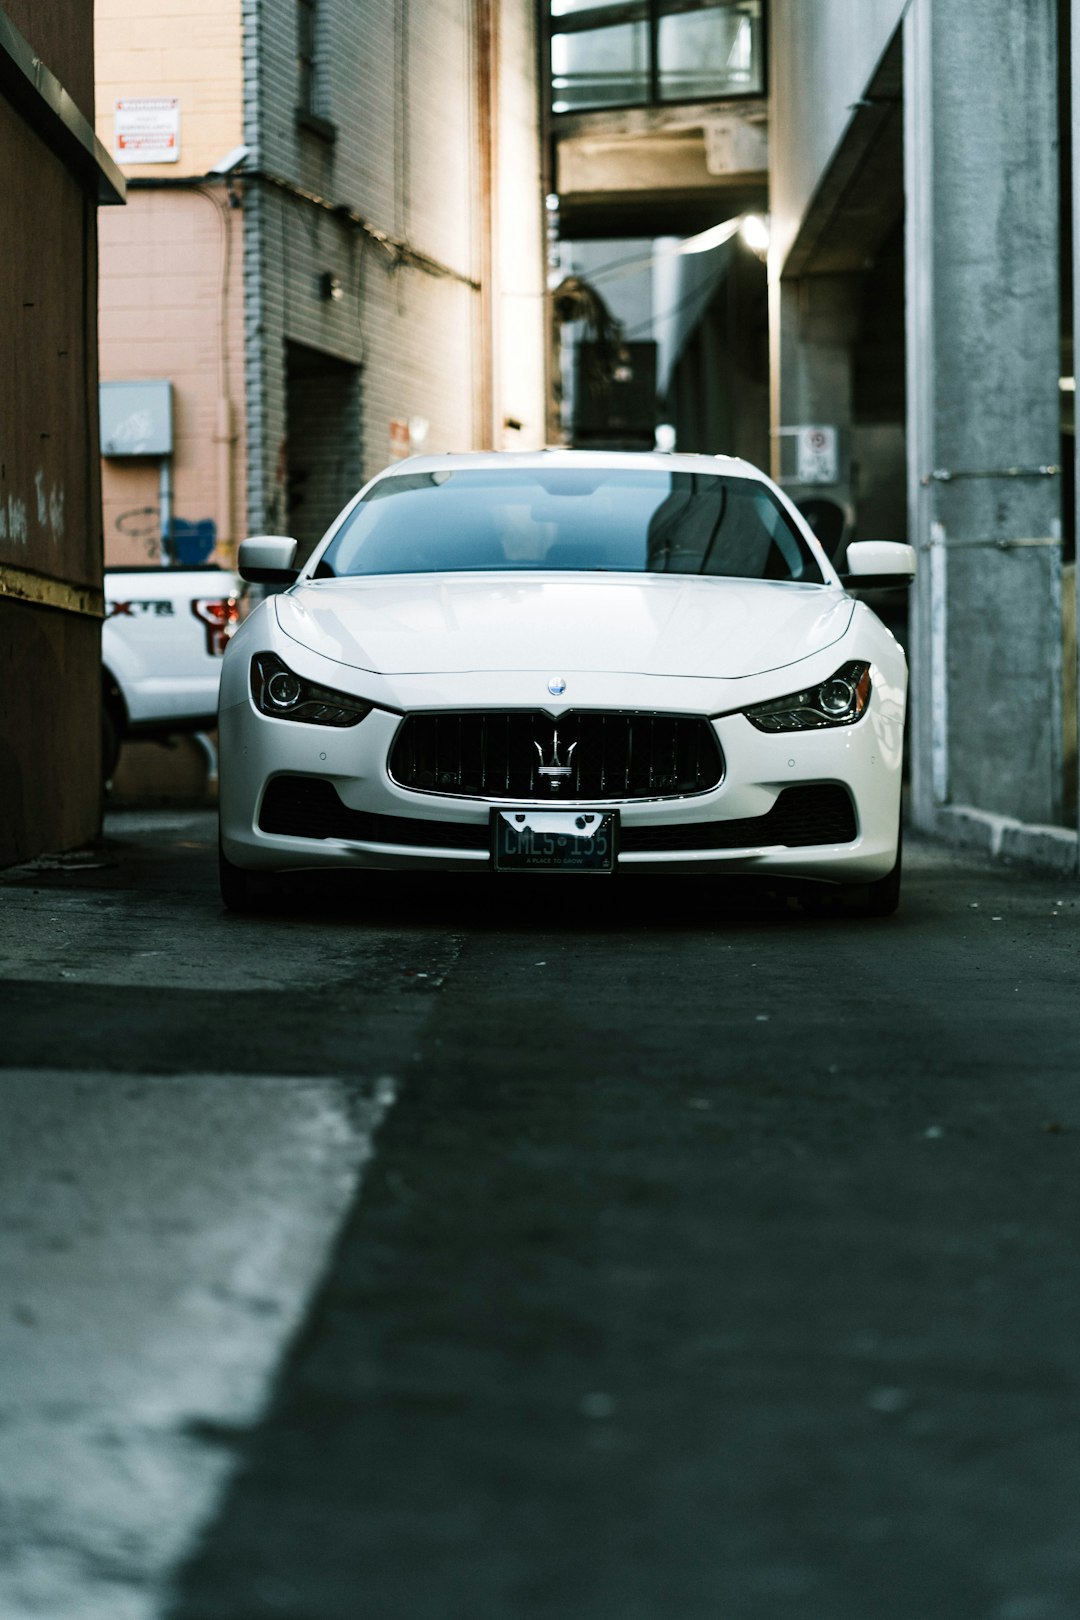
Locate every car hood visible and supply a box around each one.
[276,573,854,680]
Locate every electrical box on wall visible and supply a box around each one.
[100,381,173,457]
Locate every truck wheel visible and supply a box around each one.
[102,703,121,782]
[219,840,256,912]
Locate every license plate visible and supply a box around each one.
[492,809,617,873]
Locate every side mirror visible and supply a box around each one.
[238,535,299,585]
[841,541,916,590]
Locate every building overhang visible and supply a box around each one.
[554,98,767,240]
[0,7,125,204]
[779,33,901,280]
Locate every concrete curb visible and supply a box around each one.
[921,803,1079,876]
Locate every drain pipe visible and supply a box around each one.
[158,454,173,564]
[474,0,499,448]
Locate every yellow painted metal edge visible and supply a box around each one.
[0,565,105,621]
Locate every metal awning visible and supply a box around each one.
[0,8,125,204]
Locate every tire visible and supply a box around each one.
[101,702,121,782]
[801,827,903,919]
[841,829,906,920]
[219,839,257,912]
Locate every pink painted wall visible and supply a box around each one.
[98,188,247,566]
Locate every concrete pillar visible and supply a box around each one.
[771,273,860,516]
[905,0,1063,830]
[1071,0,1080,845]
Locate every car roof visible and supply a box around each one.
[371,448,769,483]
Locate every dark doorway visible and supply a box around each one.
[285,343,362,562]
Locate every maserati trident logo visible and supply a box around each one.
[547,676,567,696]
[534,728,577,792]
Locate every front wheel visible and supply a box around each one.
[219,840,257,912]
[801,827,903,919]
[855,830,903,917]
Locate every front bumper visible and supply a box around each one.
[219,690,904,885]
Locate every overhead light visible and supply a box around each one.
[740,214,771,256]
[583,215,768,286]
[676,217,742,256]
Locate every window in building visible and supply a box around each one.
[297,0,317,112]
[549,0,763,114]
[296,0,336,139]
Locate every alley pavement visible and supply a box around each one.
[1,810,1079,1619]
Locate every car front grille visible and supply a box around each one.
[620,785,857,852]
[388,710,724,801]
[258,776,488,848]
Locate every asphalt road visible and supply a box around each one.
[1,811,1079,1620]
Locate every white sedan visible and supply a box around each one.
[218,451,913,914]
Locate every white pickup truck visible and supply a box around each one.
[101,565,243,777]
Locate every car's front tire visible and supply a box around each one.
[854,830,903,917]
[801,827,902,919]
[219,840,257,912]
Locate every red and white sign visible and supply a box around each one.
[795,425,838,485]
[389,419,411,460]
[114,98,180,164]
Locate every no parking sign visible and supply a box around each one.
[795,425,838,484]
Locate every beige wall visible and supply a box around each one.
[95,0,243,180]
[768,0,905,274]
[98,188,246,565]
[495,0,548,450]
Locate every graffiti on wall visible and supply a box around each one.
[115,508,217,565]
[0,467,66,550]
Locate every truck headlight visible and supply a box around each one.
[250,652,373,727]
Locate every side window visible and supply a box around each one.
[296,0,336,139]
[297,0,317,116]
[752,491,813,580]
[696,487,822,582]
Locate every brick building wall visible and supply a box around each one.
[243,0,546,540]
[94,0,546,570]
[95,0,246,565]
[98,188,247,564]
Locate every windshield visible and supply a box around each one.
[313,468,824,584]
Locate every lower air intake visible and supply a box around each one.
[258,777,488,849]
[620,785,857,852]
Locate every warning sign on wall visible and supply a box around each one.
[114,98,180,164]
[795,425,838,485]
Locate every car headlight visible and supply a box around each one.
[743,661,871,732]
[250,652,373,727]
